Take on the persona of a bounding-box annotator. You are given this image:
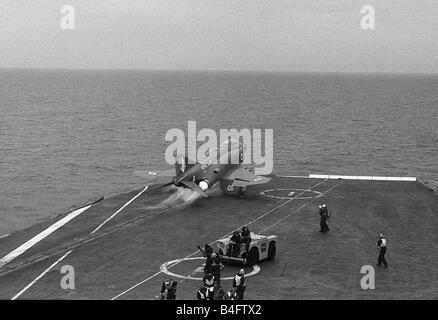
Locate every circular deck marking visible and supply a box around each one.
[160,257,260,281]
[261,188,323,200]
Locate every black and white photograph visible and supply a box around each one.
[0,0,437,309]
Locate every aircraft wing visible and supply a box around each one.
[222,167,271,187]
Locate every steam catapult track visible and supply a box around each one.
[0,175,437,299]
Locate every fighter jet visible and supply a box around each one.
[135,141,270,196]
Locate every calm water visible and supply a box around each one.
[1,70,437,235]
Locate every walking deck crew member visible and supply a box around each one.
[232,269,246,300]
[319,204,330,233]
[377,234,388,267]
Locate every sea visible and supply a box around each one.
[0,69,437,235]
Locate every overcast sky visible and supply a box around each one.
[1,0,437,73]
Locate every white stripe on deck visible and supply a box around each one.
[11,250,73,300]
[0,205,91,269]
[276,175,311,178]
[0,234,11,240]
[309,174,416,181]
[90,185,149,234]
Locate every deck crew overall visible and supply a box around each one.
[232,269,246,300]
[377,234,388,267]
[319,204,330,233]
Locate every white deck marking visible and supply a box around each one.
[0,234,10,239]
[277,175,313,178]
[261,188,323,200]
[160,257,260,281]
[11,250,73,300]
[309,174,416,181]
[91,185,149,234]
[0,205,91,269]
[111,270,164,300]
[111,178,329,300]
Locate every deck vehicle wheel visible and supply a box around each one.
[267,242,276,260]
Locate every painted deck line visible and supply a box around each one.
[90,185,149,234]
[0,234,11,240]
[276,175,311,179]
[0,205,91,269]
[308,174,416,181]
[11,250,73,300]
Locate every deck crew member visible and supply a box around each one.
[230,231,242,257]
[232,269,246,300]
[209,253,223,284]
[241,226,252,253]
[223,288,238,300]
[197,286,209,300]
[377,234,388,267]
[160,279,177,300]
[203,273,215,299]
[213,281,226,300]
[319,204,330,233]
[198,244,214,274]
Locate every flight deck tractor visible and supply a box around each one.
[216,233,277,266]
